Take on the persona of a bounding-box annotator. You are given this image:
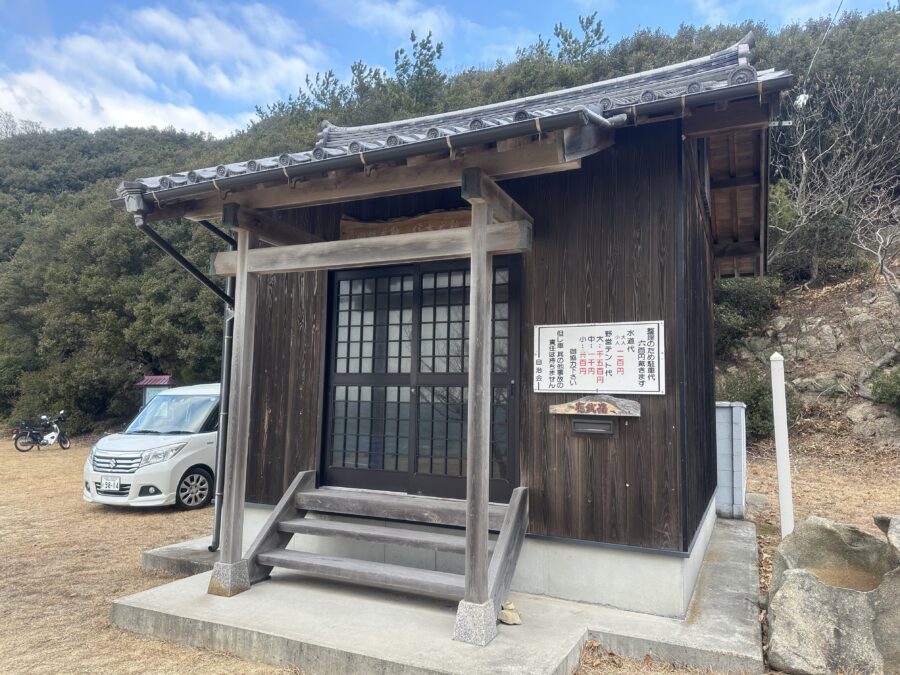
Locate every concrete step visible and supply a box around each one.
[256,549,466,600]
[277,517,495,554]
[295,487,507,531]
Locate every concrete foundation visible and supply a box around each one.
[207,559,250,597]
[146,499,717,618]
[118,519,762,674]
[453,599,499,646]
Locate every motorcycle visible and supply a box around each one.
[13,410,70,452]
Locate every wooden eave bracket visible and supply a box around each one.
[460,167,533,225]
[561,124,615,162]
[223,203,322,246]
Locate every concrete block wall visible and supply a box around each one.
[715,401,746,519]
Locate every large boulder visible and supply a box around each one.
[767,516,900,675]
[846,401,900,447]
[769,570,882,674]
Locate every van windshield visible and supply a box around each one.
[126,394,219,435]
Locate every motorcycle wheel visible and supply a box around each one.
[59,435,71,450]
[14,434,35,452]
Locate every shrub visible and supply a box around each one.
[716,368,798,441]
[816,255,872,284]
[11,354,141,434]
[872,367,900,413]
[713,277,781,356]
[767,181,871,286]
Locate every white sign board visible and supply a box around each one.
[533,321,665,395]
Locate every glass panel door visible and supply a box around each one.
[323,258,518,501]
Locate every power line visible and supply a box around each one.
[803,0,845,84]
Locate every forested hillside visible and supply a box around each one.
[1,9,898,432]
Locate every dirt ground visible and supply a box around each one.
[0,437,291,675]
[0,435,693,675]
[1,431,896,674]
[746,404,900,596]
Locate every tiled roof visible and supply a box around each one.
[118,33,789,198]
[137,375,176,387]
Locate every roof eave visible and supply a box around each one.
[110,73,793,213]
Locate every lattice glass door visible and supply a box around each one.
[323,258,518,501]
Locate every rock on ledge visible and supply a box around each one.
[767,515,900,674]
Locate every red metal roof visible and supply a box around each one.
[137,375,175,387]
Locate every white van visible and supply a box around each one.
[83,383,219,509]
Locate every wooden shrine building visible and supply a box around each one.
[115,35,790,644]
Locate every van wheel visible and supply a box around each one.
[175,468,212,510]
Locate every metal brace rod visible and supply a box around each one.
[134,216,234,308]
[198,219,237,248]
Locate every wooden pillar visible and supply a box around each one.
[217,227,259,566]
[464,198,493,604]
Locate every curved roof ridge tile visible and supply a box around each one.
[322,41,743,136]
[116,37,793,198]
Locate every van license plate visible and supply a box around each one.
[100,475,120,491]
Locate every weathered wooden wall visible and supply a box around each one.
[679,138,718,548]
[244,205,340,504]
[504,122,682,550]
[245,121,717,552]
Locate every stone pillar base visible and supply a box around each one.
[207,560,251,597]
[453,599,498,646]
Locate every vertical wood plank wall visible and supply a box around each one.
[244,121,718,552]
[244,205,340,504]
[679,138,718,547]
[504,122,682,551]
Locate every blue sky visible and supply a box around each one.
[0,0,883,136]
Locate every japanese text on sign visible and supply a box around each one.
[533,321,665,394]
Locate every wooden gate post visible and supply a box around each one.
[454,168,498,645]
[209,225,259,597]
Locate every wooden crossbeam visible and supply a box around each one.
[213,220,532,276]
[710,175,758,190]
[712,241,760,257]
[460,167,533,224]
[139,134,576,223]
[340,209,471,240]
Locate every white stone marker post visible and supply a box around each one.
[770,352,795,538]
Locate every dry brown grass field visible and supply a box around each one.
[0,437,289,674]
[1,425,895,674]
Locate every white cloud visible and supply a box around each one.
[691,0,844,27]
[317,0,536,66]
[572,0,619,12]
[690,0,734,25]
[762,0,839,23]
[0,2,328,136]
[457,22,538,65]
[0,69,254,137]
[320,0,458,39]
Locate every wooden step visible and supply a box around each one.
[295,488,507,531]
[277,517,495,553]
[256,549,465,600]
